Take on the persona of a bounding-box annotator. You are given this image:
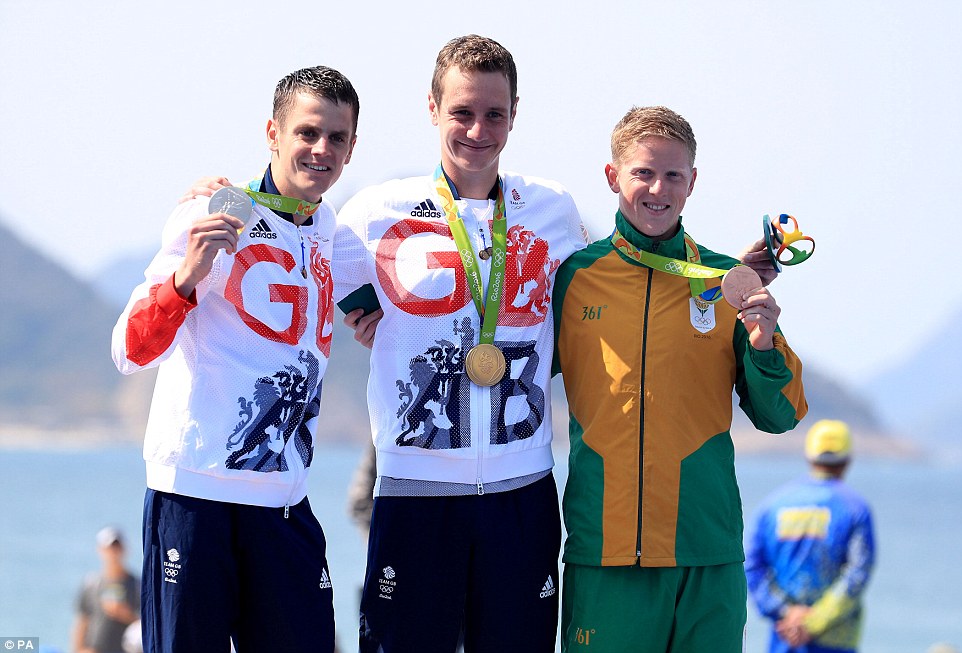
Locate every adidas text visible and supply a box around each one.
[319,569,333,590]
[411,199,443,218]
[539,576,556,598]
[249,219,277,239]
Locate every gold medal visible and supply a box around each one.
[464,343,507,387]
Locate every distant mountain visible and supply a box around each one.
[861,307,962,459]
[0,220,152,442]
[94,249,155,308]
[730,365,914,459]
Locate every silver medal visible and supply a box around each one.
[209,186,253,228]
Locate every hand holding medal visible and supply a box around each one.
[720,265,764,309]
[208,186,254,233]
[610,211,812,351]
[729,268,781,351]
[726,211,816,349]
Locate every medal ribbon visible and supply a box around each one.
[611,227,725,304]
[242,179,315,277]
[243,180,321,217]
[433,164,507,345]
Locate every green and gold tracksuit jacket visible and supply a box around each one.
[552,211,807,568]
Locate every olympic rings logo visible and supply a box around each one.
[379,585,394,594]
[665,261,684,273]
[164,568,179,578]
[493,250,506,266]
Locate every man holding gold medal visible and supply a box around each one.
[112,66,358,652]
[331,35,588,652]
[552,106,808,652]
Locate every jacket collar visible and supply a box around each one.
[613,210,687,260]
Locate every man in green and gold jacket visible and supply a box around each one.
[553,106,808,653]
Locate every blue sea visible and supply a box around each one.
[1,443,960,652]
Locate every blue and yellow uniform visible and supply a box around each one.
[746,472,876,653]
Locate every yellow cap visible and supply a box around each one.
[805,420,852,465]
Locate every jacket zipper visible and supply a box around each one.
[473,370,487,495]
[636,266,654,560]
[473,208,491,495]
[286,221,310,517]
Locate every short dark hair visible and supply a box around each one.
[431,35,517,106]
[273,66,360,135]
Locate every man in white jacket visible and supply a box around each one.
[334,34,586,653]
[112,66,357,653]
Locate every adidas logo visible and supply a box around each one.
[318,569,333,590]
[249,218,278,239]
[410,199,443,218]
[539,575,556,598]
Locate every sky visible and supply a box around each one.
[1,0,960,390]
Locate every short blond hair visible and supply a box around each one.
[610,106,696,167]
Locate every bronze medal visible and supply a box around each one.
[721,265,763,308]
[464,343,507,386]
[478,247,493,260]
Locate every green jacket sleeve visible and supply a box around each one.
[733,326,808,433]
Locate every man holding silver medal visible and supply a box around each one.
[112,66,358,652]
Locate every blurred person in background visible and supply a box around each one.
[72,527,140,653]
[746,419,876,652]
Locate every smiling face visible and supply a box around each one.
[267,92,356,204]
[429,66,517,199]
[606,136,697,241]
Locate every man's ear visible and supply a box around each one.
[266,118,279,152]
[428,93,440,127]
[605,163,620,194]
[344,134,358,165]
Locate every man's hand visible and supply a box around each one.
[776,605,813,646]
[100,597,138,624]
[343,308,383,350]
[737,284,781,351]
[173,212,245,298]
[737,237,778,286]
[179,176,232,203]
